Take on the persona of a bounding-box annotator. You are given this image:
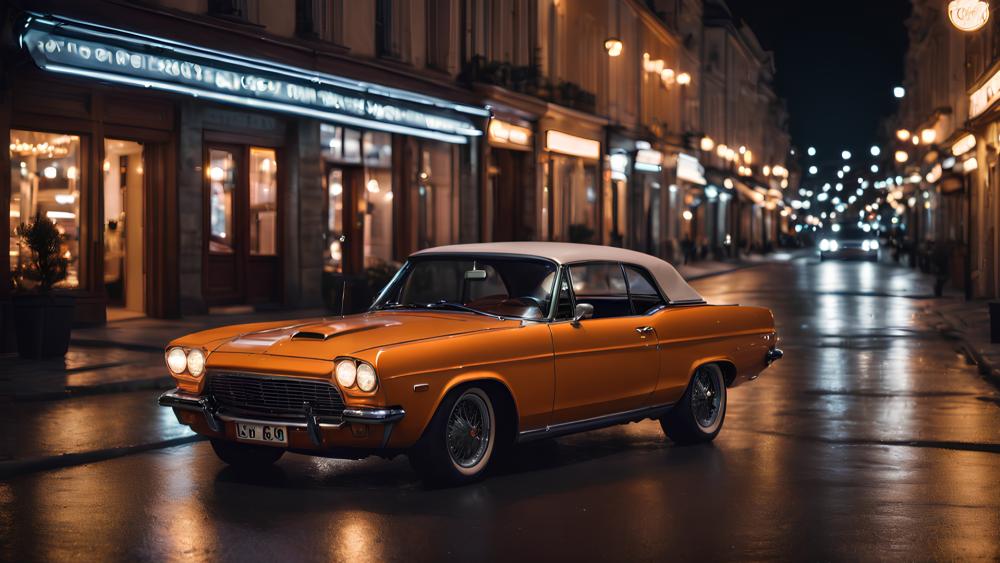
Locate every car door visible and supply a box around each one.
[547,262,660,425]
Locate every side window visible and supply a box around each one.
[554,271,574,319]
[568,263,631,319]
[625,265,667,315]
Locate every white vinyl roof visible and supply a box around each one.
[412,242,705,304]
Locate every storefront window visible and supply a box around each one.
[551,155,599,243]
[9,130,82,288]
[411,140,456,250]
[208,149,236,254]
[249,148,278,256]
[362,132,393,267]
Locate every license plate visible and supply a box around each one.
[235,423,287,445]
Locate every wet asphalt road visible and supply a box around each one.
[2,259,1000,562]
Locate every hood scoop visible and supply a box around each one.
[289,320,402,341]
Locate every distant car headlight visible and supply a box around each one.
[356,363,378,392]
[166,347,187,374]
[871,240,880,250]
[335,359,357,388]
[819,239,831,252]
[186,348,207,378]
[862,240,872,252]
[829,240,839,252]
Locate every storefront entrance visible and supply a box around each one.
[103,139,145,320]
[203,144,280,306]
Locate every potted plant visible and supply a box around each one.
[11,214,75,358]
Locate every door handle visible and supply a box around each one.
[635,326,654,335]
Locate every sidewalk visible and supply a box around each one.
[676,249,809,280]
[922,298,1000,385]
[0,307,327,401]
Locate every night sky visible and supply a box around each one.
[725,0,912,165]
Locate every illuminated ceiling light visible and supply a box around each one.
[896,129,911,141]
[604,38,624,57]
[676,72,692,86]
[894,150,909,163]
[893,86,906,98]
[841,150,852,160]
[920,128,937,144]
[949,0,990,32]
[700,136,715,152]
[739,145,747,155]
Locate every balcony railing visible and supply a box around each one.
[460,56,597,114]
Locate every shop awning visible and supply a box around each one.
[21,14,489,144]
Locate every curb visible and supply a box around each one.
[0,434,205,480]
[925,307,1000,386]
[684,261,765,281]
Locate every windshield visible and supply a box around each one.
[372,256,559,320]
[829,223,874,239]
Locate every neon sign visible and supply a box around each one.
[21,16,487,144]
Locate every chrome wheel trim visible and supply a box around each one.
[446,390,493,471]
[690,367,724,430]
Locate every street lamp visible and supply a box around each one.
[842,150,852,160]
[808,165,818,175]
[807,146,817,156]
[893,86,906,99]
[895,150,909,163]
[604,38,623,57]
[870,145,881,156]
[676,72,692,86]
[700,136,715,152]
[920,128,937,144]
[896,129,911,141]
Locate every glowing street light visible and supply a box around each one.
[807,146,817,156]
[604,38,624,57]
[842,150,852,160]
[895,150,909,163]
[896,129,911,142]
[870,145,881,156]
[893,86,906,99]
[809,165,818,175]
[920,128,937,144]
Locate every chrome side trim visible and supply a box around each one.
[516,402,675,443]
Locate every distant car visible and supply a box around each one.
[819,223,881,261]
[159,242,782,486]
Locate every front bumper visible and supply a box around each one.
[158,388,405,448]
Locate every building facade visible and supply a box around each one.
[891,0,997,299]
[2,0,794,340]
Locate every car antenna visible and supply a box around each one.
[339,278,348,317]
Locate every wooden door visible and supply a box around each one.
[204,144,245,305]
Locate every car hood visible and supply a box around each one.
[210,311,517,360]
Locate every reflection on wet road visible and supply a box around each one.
[2,260,999,561]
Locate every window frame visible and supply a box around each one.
[562,260,669,320]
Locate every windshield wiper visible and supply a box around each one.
[426,301,503,319]
[375,301,502,319]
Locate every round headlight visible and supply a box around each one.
[166,347,187,374]
[335,359,357,388]
[871,240,880,250]
[862,240,871,252]
[186,348,206,378]
[830,240,840,252]
[356,363,378,392]
[819,239,831,252]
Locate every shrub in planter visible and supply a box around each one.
[12,214,75,359]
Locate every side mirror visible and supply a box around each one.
[572,303,594,325]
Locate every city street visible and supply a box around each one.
[2,257,998,562]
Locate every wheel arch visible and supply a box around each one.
[417,371,521,445]
[687,357,738,387]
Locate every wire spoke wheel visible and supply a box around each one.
[446,392,491,468]
[689,367,722,428]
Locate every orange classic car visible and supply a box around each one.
[159,242,782,485]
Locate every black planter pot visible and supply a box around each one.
[12,293,75,359]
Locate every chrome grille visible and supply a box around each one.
[208,371,345,418]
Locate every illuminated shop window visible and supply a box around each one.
[208,149,236,254]
[362,132,393,268]
[249,148,278,256]
[9,130,82,288]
